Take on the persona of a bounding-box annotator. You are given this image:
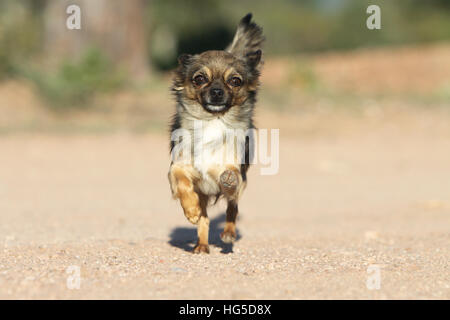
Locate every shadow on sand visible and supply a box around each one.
[169,213,241,254]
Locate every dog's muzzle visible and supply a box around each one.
[203,87,229,113]
[204,104,228,113]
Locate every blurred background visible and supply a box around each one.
[0,0,449,132]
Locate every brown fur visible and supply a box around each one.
[168,14,264,253]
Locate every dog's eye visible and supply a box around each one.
[193,75,207,85]
[229,77,242,87]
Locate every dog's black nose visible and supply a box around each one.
[210,88,224,98]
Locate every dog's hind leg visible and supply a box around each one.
[207,165,245,244]
[193,194,210,254]
[220,200,238,244]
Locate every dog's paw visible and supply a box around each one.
[220,231,237,244]
[183,206,201,224]
[193,243,210,254]
[220,170,238,194]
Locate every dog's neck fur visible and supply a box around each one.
[176,99,255,133]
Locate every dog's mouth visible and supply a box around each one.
[203,104,229,113]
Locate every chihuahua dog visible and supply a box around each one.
[168,13,264,253]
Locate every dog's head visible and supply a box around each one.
[172,14,264,116]
[174,50,261,114]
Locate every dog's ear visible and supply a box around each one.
[226,13,264,66]
[177,53,192,68]
[173,54,193,91]
[245,49,262,69]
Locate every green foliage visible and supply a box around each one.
[26,49,125,109]
[0,0,42,79]
[149,0,450,70]
[2,0,450,78]
[223,0,450,53]
[288,61,319,91]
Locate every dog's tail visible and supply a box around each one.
[226,13,264,61]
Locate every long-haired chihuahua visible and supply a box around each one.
[168,14,264,253]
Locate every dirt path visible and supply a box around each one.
[0,114,449,299]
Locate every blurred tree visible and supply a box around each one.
[0,0,43,79]
[43,0,150,79]
[149,0,233,70]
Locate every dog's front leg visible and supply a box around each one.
[169,164,210,253]
[217,165,246,201]
[168,164,202,225]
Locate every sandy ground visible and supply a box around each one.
[0,109,449,300]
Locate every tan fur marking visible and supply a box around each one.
[223,67,236,82]
[193,66,212,83]
[169,164,202,224]
[193,194,210,253]
[197,216,209,244]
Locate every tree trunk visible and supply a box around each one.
[44,0,150,78]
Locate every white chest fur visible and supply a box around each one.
[193,119,228,195]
